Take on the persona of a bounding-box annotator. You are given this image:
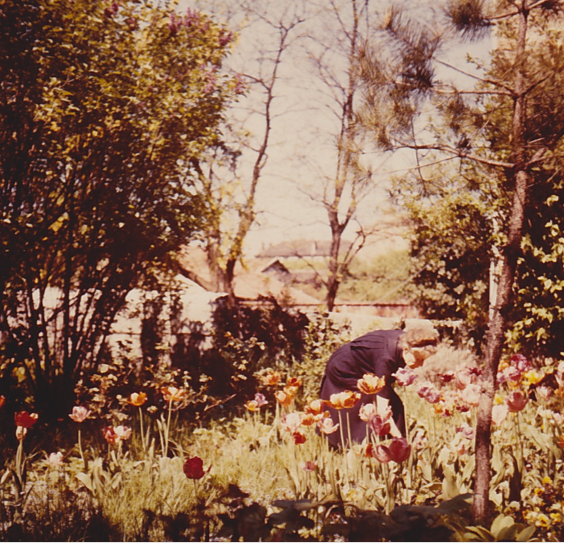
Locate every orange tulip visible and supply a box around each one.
[328,391,361,410]
[275,388,294,407]
[300,413,317,427]
[305,399,324,416]
[261,372,282,386]
[286,377,302,388]
[357,373,386,395]
[128,392,148,407]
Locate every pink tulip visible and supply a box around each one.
[359,403,377,423]
[369,415,391,437]
[318,416,339,435]
[459,384,481,407]
[69,406,90,423]
[417,383,442,404]
[114,425,132,441]
[281,412,303,434]
[392,367,417,387]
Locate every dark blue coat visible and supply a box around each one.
[319,329,406,448]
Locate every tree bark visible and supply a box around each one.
[473,1,530,524]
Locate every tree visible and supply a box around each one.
[359,0,564,523]
[185,0,307,306]
[0,0,238,416]
[298,0,386,311]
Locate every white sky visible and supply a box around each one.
[177,0,492,255]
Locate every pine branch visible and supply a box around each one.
[394,139,514,168]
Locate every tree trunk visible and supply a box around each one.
[473,3,530,522]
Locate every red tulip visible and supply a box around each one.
[14,411,38,429]
[370,438,411,463]
[506,390,528,413]
[183,456,206,480]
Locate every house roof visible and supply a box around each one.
[176,246,321,305]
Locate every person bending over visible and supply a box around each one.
[319,327,439,448]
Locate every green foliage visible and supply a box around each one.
[370,8,564,359]
[0,0,239,416]
[338,249,412,303]
[293,312,352,401]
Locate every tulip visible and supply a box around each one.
[114,425,132,441]
[369,415,391,437]
[48,451,64,467]
[328,390,361,409]
[459,384,481,407]
[359,402,377,423]
[244,399,260,411]
[0,396,5,409]
[261,372,281,386]
[372,438,411,463]
[275,389,294,407]
[305,399,324,416]
[281,412,303,434]
[318,415,339,435]
[300,413,317,426]
[506,390,528,413]
[357,373,385,395]
[183,456,206,479]
[286,377,302,388]
[416,383,442,404]
[69,406,90,423]
[293,431,306,445]
[454,369,473,390]
[161,386,185,403]
[128,392,148,407]
[392,367,417,387]
[103,426,118,445]
[536,386,552,401]
[14,411,38,429]
[511,354,531,373]
[303,461,317,472]
[456,422,474,440]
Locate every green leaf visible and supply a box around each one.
[516,525,536,542]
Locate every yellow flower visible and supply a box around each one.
[550,513,561,523]
[244,400,260,412]
[494,394,505,405]
[523,369,543,386]
[536,514,550,528]
[542,476,552,485]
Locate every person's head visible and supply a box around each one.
[399,327,439,369]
